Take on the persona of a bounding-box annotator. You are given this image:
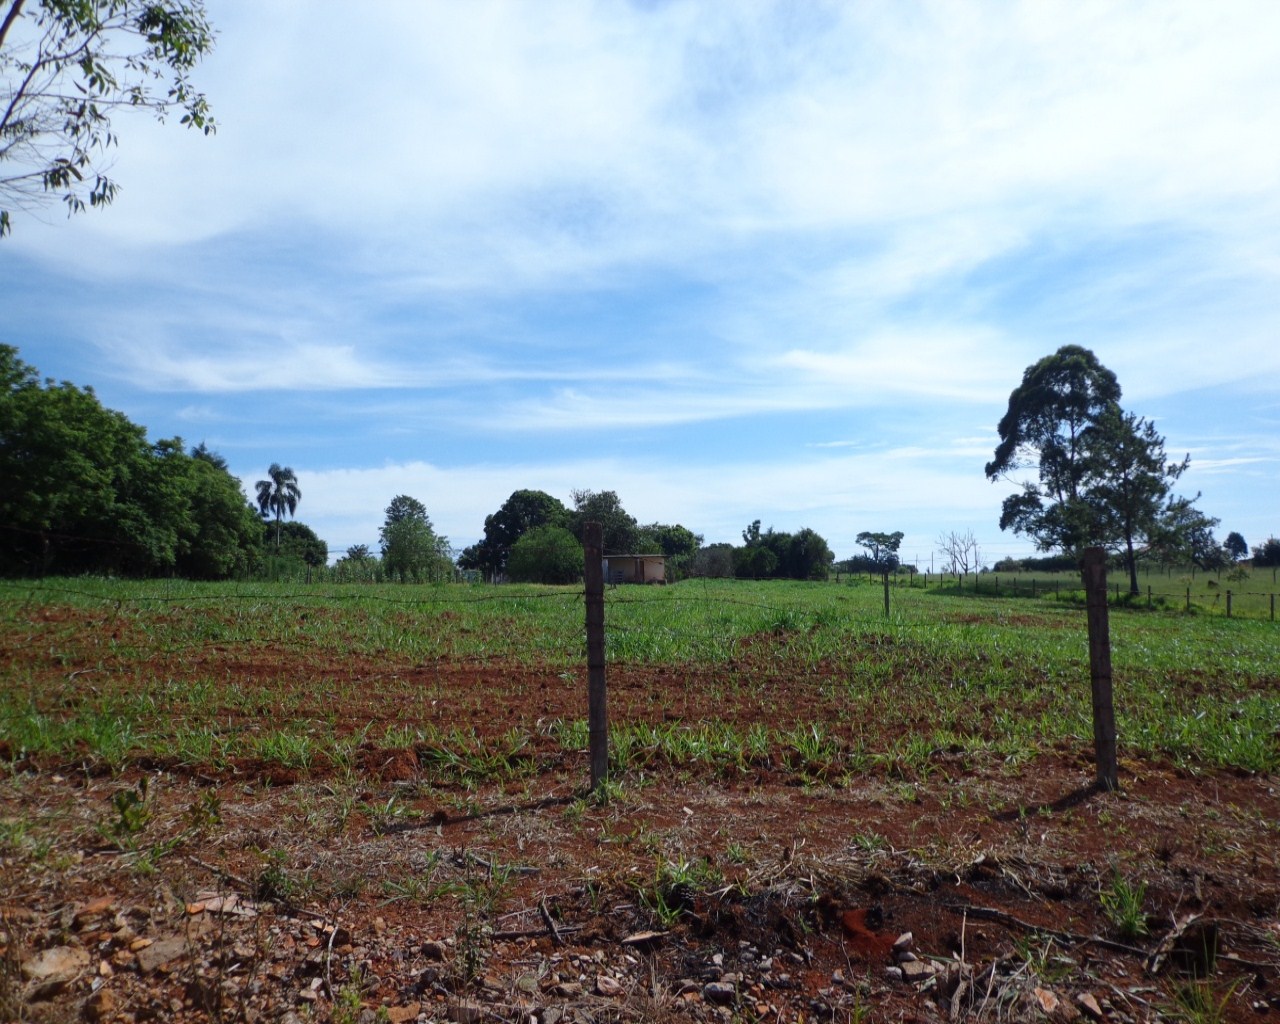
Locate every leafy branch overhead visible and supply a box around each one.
[0,0,216,236]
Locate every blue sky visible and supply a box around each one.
[5,1,1278,566]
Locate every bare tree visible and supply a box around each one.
[937,529,982,581]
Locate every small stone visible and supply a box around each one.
[74,897,116,928]
[1077,993,1105,1020]
[621,930,667,949]
[386,1004,420,1024]
[1034,987,1060,1014]
[897,950,918,963]
[596,975,624,997]
[900,959,935,982]
[711,953,724,967]
[134,936,187,974]
[515,973,539,995]
[893,931,914,952]
[22,945,91,996]
[704,981,736,1005]
[885,966,904,982]
[550,981,583,997]
[542,1009,563,1024]
[83,986,116,1021]
[422,939,448,961]
[450,999,485,1023]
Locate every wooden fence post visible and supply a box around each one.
[883,573,890,618]
[1082,548,1118,791]
[584,522,608,792]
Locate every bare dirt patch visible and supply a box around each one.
[2,607,1278,1022]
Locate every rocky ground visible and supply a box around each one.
[3,750,1279,1023]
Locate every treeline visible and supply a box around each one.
[1,346,267,578]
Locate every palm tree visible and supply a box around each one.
[255,463,301,551]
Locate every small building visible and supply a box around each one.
[603,553,666,584]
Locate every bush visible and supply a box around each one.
[1252,537,1280,568]
[507,526,583,584]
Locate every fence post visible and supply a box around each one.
[883,573,890,618]
[1226,590,1232,618]
[1082,548,1118,791]
[1186,588,1191,612]
[1272,593,1275,622]
[584,522,608,793]
[1147,585,1152,609]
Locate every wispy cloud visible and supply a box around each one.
[9,0,1280,563]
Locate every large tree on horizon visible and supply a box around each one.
[255,463,300,551]
[987,346,1215,587]
[459,489,569,578]
[986,345,1121,555]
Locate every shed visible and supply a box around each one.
[603,553,666,584]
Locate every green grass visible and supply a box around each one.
[2,576,1276,779]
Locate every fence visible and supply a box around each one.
[2,549,1277,793]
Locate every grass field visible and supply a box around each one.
[2,575,1276,778]
[1,576,1278,1023]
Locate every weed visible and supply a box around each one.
[101,778,151,849]
[1099,869,1150,938]
[1166,980,1239,1024]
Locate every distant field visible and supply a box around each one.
[2,576,1278,1023]
[2,574,1276,777]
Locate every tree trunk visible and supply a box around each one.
[1125,535,1139,595]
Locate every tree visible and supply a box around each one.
[0,346,261,577]
[255,464,300,551]
[1252,538,1280,568]
[507,525,582,584]
[638,522,702,580]
[692,542,735,578]
[787,527,834,580]
[175,443,262,579]
[378,495,451,582]
[0,344,176,574]
[275,520,326,568]
[1145,494,1222,571]
[1082,405,1190,595]
[0,0,216,237]
[570,489,639,554]
[855,530,903,575]
[986,345,1121,553]
[988,348,1215,579]
[459,489,569,578]
[1224,532,1248,562]
[938,529,982,579]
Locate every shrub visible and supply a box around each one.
[507,526,583,584]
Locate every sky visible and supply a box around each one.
[4,0,1279,567]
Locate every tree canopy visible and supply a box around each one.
[569,489,639,554]
[1224,531,1248,562]
[731,520,833,580]
[459,489,568,578]
[855,530,903,575]
[0,345,260,577]
[0,0,216,236]
[987,346,1214,589]
[506,524,582,584]
[378,495,452,582]
[255,464,300,551]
